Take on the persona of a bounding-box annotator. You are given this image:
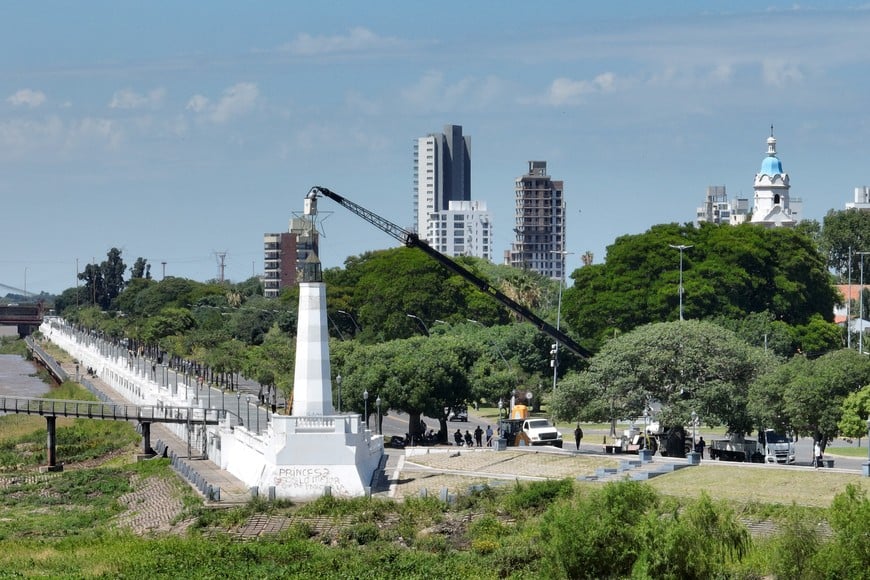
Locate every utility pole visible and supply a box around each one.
[858,252,870,354]
[215,252,227,283]
[848,247,852,349]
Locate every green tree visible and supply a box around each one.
[130,257,151,280]
[332,335,475,441]
[562,223,838,349]
[77,263,104,309]
[750,349,870,449]
[821,208,870,280]
[711,310,795,357]
[837,385,870,440]
[553,320,771,436]
[100,247,126,309]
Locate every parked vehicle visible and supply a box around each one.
[709,429,795,463]
[497,405,563,448]
[448,407,468,422]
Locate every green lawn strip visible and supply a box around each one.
[647,463,869,508]
[825,446,870,458]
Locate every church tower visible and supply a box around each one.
[751,127,795,227]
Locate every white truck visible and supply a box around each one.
[709,429,795,463]
[498,409,564,449]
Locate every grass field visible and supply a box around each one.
[648,463,869,508]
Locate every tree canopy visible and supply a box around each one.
[749,348,870,448]
[562,223,839,349]
[552,320,772,435]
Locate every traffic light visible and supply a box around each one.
[550,343,558,368]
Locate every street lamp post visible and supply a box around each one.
[337,310,362,334]
[865,418,870,477]
[336,374,342,413]
[498,398,504,419]
[691,411,698,448]
[858,252,870,354]
[406,313,429,336]
[363,390,369,430]
[376,396,381,435]
[669,244,693,321]
[237,392,242,425]
[550,250,573,402]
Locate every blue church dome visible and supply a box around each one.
[760,155,783,175]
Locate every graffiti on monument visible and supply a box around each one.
[274,466,349,495]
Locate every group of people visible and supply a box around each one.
[454,424,494,447]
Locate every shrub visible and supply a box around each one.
[766,507,821,580]
[538,480,659,579]
[502,478,574,513]
[812,484,870,578]
[338,521,380,546]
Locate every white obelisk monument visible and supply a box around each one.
[255,192,383,499]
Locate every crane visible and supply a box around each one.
[306,186,592,358]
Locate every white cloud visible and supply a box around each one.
[0,115,122,160]
[761,59,804,87]
[186,83,259,123]
[7,89,47,108]
[401,71,505,112]
[186,94,209,113]
[284,27,399,56]
[109,88,166,110]
[535,73,617,106]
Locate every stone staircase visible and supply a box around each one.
[579,456,696,483]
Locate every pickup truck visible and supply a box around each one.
[498,417,563,448]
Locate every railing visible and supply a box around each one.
[0,396,223,425]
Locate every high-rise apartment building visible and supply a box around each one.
[427,200,493,260]
[413,124,492,259]
[508,161,566,281]
[263,217,318,298]
[413,125,471,235]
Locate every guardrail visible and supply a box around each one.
[0,396,223,425]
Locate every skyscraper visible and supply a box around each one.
[413,124,471,238]
[509,161,566,280]
[413,124,492,259]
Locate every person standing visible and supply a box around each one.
[814,440,822,468]
[574,425,583,450]
[485,424,493,446]
[474,425,483,447]
[695,436,706,458]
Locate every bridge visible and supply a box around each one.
[0,395,224,471]
[0,304,44,337]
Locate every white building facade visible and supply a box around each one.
[696,185,750,226]
[846,186,870,211]
[427,200,493,260]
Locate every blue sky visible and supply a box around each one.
[3,1,870,294]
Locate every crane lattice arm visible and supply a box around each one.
[308,186,592,358]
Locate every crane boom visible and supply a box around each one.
[308,186,592,358]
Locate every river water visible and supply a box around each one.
[0,354,50,398]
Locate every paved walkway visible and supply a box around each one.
[52,355,251,504]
